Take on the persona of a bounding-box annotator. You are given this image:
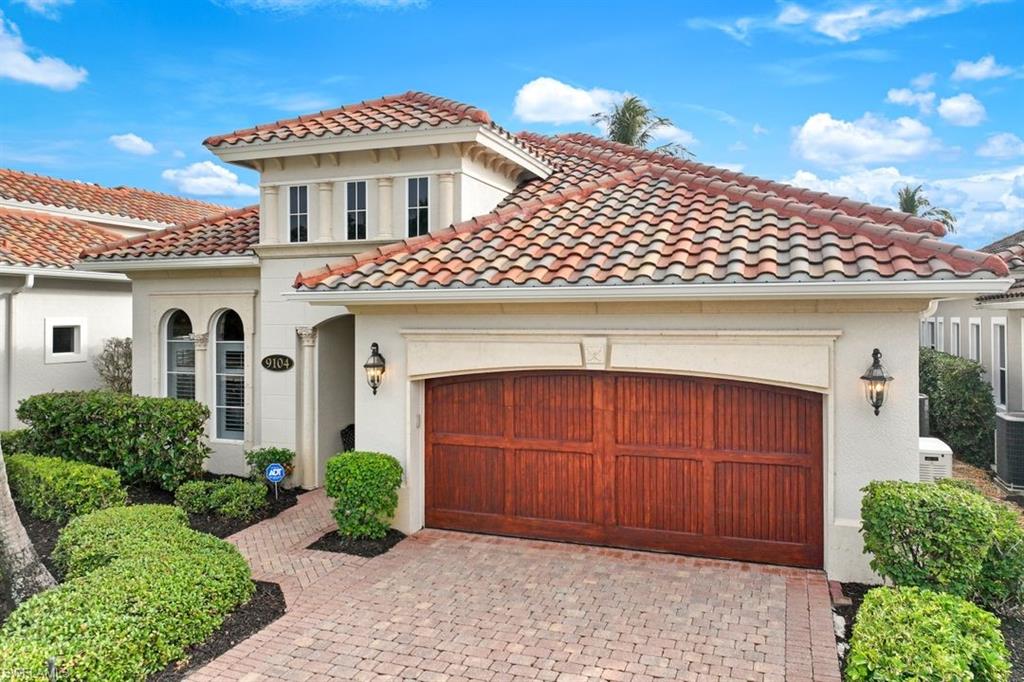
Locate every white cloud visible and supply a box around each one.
[911,72,936,90]
[13,0,73,19]
[651,124,697,147]
[0,12,86,90]
[689,1,988,44]
[161,161,258,197]
[788,164,1024,246]
[792,112,940,168]
[952,54,1014,81]
[978,133,1024,159]
[752,123,769,135]
[937,93,986,126]
[729,141,749,152]
[513,77,623,125]
[886,87,935,114]
[108,133,156,156]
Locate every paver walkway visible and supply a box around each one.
[190,490,840,681]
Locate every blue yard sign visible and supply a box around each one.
[265,463,286,483]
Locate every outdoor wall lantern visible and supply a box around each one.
[363,342,386,395]
[860,348,893,416]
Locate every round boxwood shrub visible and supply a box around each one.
[3,504,255,680]
[244,446,296,481]
[846,586,1010,681]
[919,347,996,467]
[325,451,403,540]
[175,478,268,520]
[5,454,127,524]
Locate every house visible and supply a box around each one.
[0,168,226,428]
[79,92,1011,581]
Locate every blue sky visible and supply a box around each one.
[0,0,1021,248]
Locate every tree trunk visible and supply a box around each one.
[0,444,55,605]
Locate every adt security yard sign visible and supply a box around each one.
[265,463,286,483]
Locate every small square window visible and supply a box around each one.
[52,326,78,354]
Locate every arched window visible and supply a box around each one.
[165,310,195,400]
[215,310,245,440]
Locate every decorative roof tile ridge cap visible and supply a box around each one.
[402,91,491,124]
[80,204,258,258]
[549,133,947,236]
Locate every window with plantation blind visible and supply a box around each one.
[215,310,245,440]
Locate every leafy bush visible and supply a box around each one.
[93,337,132,393]
[2,504,254,680]
[0,428,32,454]
[245,446,296,480]
[175,478,267,520]
[845,586,1010,681]
[976,504,1024,614]
[862,480,996,597]
[920,347,997,467]
[16,390,210,490]
[6,454,126,524]
[325,451,403,539]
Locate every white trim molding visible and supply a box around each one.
[75,255,259,272]
[0,265,128,282]
[44,316,87,364]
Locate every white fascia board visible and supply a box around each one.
[0,264,128,282]
[474,127,552,179]
[284,277,1016,305]
[75,255,259,272]
[0,198,172,232]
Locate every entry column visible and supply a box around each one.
[296,327,318,489]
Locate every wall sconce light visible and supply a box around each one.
[861,348,893,416]
[363,342,386,395]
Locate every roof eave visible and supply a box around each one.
[0,264,129,282]
[285,278,1015,306]
[75,254,259,272]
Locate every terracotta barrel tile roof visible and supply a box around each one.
[0,208,121,268]
[0,168,228,225]
[204,92,492,148]
[295,135,1007,292]
[81,205,259,261]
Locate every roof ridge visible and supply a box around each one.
[0,205,123,242]
[294,166,642,289]
[81,204,258,258]
[523,133,947,238]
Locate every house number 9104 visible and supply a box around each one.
[261,354,295,371]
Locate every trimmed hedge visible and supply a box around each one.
[0,428,32,454]
[862,479,1024,613]
[920,347,996,467]
[16,390,210,490]
[2,504,254,680]
[325,451,403,539]
[845,586,1010,681]
[175,478,267,520]
[245,446,296,481]
[6,454,126,524]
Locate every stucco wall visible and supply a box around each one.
[0,275,131,428]
[347,300,925,582]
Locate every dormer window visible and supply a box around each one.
[288,185,308,243]
[346,180,367,240]
[407,177,429,237]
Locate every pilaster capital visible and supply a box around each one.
[296,327,317,346]
[262,185,279,196]
[377,176,394,188]
[190,332,209,351]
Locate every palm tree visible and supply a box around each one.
[897,184,957,233]
[592,96,691,157]
[0,440,55,605]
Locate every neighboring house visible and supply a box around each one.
[925,230,1024,413]
[0,168,226,428]
[79,91,1011,581]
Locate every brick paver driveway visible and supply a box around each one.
[190,491,840,682]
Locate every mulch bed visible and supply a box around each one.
[307,528,406,558]
[148,580,286,681]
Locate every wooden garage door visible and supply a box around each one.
[425,371,823,568]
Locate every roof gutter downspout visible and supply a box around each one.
[4,273,34,429]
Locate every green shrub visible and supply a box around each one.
[3,504,255,680]
[245,446,295,481]
[920,347,997,467]
[6,454,126,524]
[846,586,1010,682]
[174,478,267,520]
[976,504,1024,614]
[16,390,210,490]
[862,480,996,597]
[0,427,32,454]
[325,451,403,539]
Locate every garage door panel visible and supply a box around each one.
[513,374,594,442]
[714,383,820,455]
[428,377,504,437]
[714,461,809,544]
[615,375,703,448]
[512,449,595,523]
[615,454,703,534]
[427,444,504,515]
